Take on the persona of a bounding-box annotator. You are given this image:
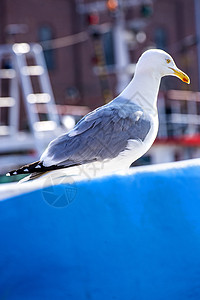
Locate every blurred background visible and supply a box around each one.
[0,0,199,182]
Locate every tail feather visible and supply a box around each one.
[6,161,64,177]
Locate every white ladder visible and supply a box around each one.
[0,43,63,159]
[0,48,19,136]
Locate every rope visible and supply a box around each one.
[41,31,89,50]
[40,23,111,50]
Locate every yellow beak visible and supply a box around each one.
[169,67,190,84]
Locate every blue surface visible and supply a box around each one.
[1,164,200,299]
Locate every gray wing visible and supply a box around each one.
[42,97,151,167]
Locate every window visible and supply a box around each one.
[102,31,115,66]
[154,28,167,50]
[38,26,55,70]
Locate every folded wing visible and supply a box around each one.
[41,98,151,168]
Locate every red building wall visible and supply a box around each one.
[0,0,198,111]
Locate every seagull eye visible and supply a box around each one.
[166,59,171,64]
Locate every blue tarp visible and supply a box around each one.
[1,162,200,299]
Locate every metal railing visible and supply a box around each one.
[158,90,200,141]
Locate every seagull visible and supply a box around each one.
[6,49,190,180]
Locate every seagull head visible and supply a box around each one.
[136,49,190,84]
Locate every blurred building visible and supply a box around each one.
[0,0,197,108]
